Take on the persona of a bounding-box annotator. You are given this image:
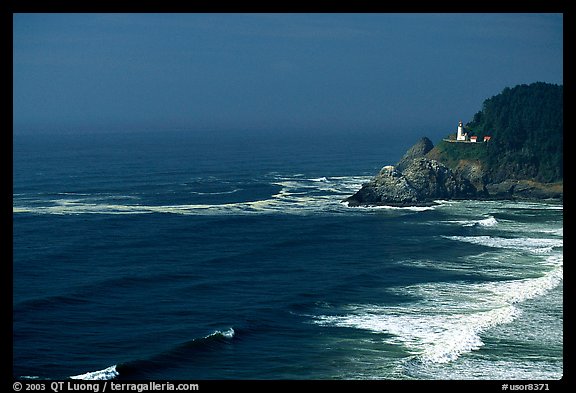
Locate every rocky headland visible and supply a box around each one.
[345,82,563,207]
[345,136,563,207]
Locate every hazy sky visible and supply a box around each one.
[13,13,563,138]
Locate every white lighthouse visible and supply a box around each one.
[456,120,467,141]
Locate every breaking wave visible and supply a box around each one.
[70,365,119,381]
[444,235,563,254]
[68,328,236,380]
[313,254,562,365]
[475,216,499,227]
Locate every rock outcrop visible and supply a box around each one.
[395,136,434,172]
[345,152,478,207]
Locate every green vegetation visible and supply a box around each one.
[432,82,563,183]
[429,140,490,168]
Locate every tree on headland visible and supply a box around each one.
[462,82,562,183]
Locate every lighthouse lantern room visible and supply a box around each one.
[456,120,467,141]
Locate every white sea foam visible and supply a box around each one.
[444,235,562,254]
[70,365,119,380]
[538,228,564,236]
[212,327,235,339]
[315,304,521,364]
[13,207,32,213]
[381,205,437,212]
[477,216,498,227]
[11,175,376,216]
[405,356,563,380]
[444,215,500,228]
[345,204,438,212]
[190,189,240,196]
[313,252,563,365]
[473,200,563,211]
[484,261,563,305]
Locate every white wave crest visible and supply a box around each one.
[313,255,563,365]
[477,216,498,227]
[212,327,235,339]
[70,365,118,380]
[537,228,563,236]
[486,266,563,305]
[457,215,499,227]
[444,235,562,253]
[315,305,521,364]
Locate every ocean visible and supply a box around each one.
[12,130,563,381]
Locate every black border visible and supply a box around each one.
[7,0,570,390]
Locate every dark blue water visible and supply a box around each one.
[13,130,563,380]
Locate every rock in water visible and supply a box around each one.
[395,136,434,172]
[345,165,420,206]
[345,138,478,207]
[401,157,477,200]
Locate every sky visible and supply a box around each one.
[13,13,563,139]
